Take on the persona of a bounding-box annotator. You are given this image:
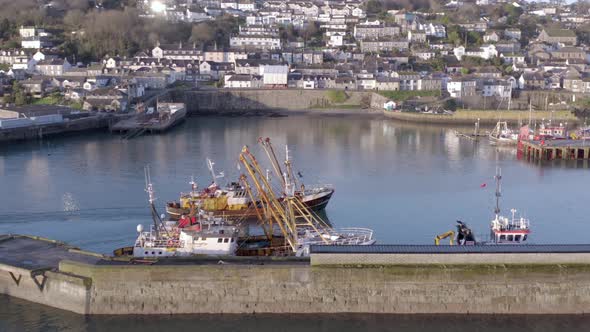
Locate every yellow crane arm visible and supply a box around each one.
[434,231,455,245]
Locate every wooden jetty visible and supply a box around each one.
[519,139,590,161]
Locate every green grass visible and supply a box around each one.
[31,95,62,105]
[326,90,349,103]
[31,93,84,110]
[377,90,441,101]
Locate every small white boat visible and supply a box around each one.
[489,121,518,145]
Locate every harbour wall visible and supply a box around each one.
[172,89,388,114]
[383,109,580,125]
[4,258,590,315]
[0,115,117,143]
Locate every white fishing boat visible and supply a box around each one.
[488,167,530,244]
[435,168,531,245]
[489,121,518,145]
[121,168,239,258]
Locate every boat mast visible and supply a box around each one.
[494,167,502,219]
[284,145,299,190]
[207,158,224,186]
[189,175,197,196]
[145,166,160,236]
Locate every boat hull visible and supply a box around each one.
[166,188,334,221]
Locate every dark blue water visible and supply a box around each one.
[1,114,590,329]
[1,115,589,252]
[2,294,590,332]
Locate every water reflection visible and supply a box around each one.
[1,295,590,332]
[1,115,590,252]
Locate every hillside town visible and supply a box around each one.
[0,0,590,121]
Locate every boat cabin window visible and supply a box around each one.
[500,235,506,241]
[523,235,527,241]
[144,251,148,255]
[223,238,229,243]
[151,251,155,255]
[507,235,513,241]
[217,238,222,243]
[231,238,235,243]
[515,235,521,242]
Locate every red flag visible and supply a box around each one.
[480,183,487,188]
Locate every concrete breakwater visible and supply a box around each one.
[0,115,119,142]
[384,109,580,125]
[5,235,590,315]
[172,89,388,114]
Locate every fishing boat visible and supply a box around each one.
[488,167,530,244]
[166,152,334,220]
[115,168,239,258]
[434,168,530,245]
[237,145,375,257]
[489,121,518,145]
[536,122,567,140]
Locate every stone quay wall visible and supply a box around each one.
[4,251,590,315]
[173,89,386,114]
[45,260,590,315]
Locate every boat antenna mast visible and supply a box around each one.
[494,167,502,219]
[207,158,224,186]
[144,166,169,237]
[189,175,197,196]
[284,145,300,190]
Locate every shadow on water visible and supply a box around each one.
[1,295,590,332]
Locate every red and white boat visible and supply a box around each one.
[489,167,530,244]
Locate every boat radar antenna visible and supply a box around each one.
[494,167,502,218]
[206,158,224,185]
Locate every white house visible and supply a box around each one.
[19,26,37,38]
[447,78,477,98]
[230,35,281,50]
[482,80,512,98]
[329,33,345,47]
[259,65,288,86]
[453,45,497,61]
[424,23,446,38]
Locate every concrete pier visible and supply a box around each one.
[4,235,590,315]
[520,140,590,162]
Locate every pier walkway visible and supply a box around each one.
[520,139,590,162]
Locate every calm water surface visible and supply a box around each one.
[1,114,589,330]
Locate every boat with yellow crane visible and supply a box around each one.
[165,138,334,221]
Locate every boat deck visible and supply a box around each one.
[0,235,308,268]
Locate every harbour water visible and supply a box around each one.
[1,113,590,329]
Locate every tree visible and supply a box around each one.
[12,82,27,106]
[190,23,215,47]
[365,0,383,15]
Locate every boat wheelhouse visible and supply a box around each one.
[490,209,530,244]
